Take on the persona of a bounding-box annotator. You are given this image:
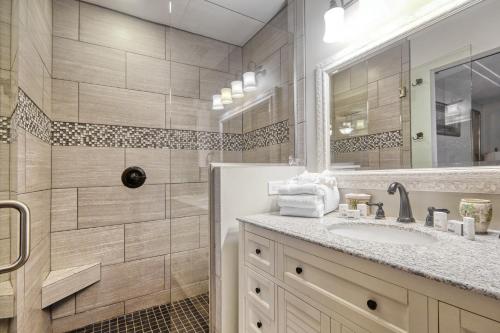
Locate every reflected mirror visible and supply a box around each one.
[328,0,500,170]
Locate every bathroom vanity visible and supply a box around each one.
[237,213,500,333]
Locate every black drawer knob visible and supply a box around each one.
[367,299,377,310]
[255,248,261,255]
[256,321,262,328]
[296,267,303,274]
[255,287,261,294]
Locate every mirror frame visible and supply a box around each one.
[313,0,500,193]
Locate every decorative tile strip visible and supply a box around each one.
[243,120,289,150]
[0,116,9,144]
[11,90,52,143]
[331,130,402,153]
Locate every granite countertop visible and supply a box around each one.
[237,212,500,301]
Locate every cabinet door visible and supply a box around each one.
[439,302,500,333]
[280,290,330,333]
[331,313,370,333]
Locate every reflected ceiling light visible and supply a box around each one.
[221,88,233,104]
[339,122,353,135]
[243,72,257,92]
[231,80,244,98]
[212,95,224,110]
[323,0,345,44]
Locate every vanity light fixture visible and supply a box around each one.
[231,80,244,98]
[339,122,354,135]
[243,72,257,92]
[212,94,224,110]
[221,88,233,105]
[323,0,345,43]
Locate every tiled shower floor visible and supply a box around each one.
[68,293,209,333]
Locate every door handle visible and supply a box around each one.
[0,200,30,274]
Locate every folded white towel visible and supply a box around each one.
[280,206,325,218]
[278,195,324,209]
[288,170,337,188]
[277,183,330,196]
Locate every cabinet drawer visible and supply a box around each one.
[283,246,409,332]
[245,267,276,320]
[246,299,277,333]
[283,291,323,333]
[245,231,275,276]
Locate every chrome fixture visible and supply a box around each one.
[0,200,31,273]
[387,182,415,223]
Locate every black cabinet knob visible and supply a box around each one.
[296,267,303,274]
[367,299,377,310]
[255,248,261,255]
[255,287,261,294]
[256,321,262,329]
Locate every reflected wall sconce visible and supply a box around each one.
[221,88,233,104]
[231,80,244,98]
[212,94,224,110]
[243,72,257,92]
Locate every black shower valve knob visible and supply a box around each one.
[122,167,147,188]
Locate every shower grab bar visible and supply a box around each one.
[0,200,31,274]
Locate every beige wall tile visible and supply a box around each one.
[171,183,208,218]
[0,0,11,23]
[125,148,170,184]
[17,190,50,250]
[124,220,170,261]
[171,280,208,302]
[165,255,170,290]
[80,3,165,59]
[165,184,171,219]
[0,192,10,240]
[0,69,11,117]
[27,0,51,73]
[53,0,79,40]
[51,295,75,320]
[52,79,78,122]
[199,68,235,101]
[52,146,124,188]
[171,216,199,253]
[53,37,126,88]
[171,62,199,99]
[26,133,51,192]
[42,66,51,118]
[379,147,402,169]
[368,102,401,134]
[52,302,124,333]
[199,215,209,248]
[169,28,229,72]
[378,73,401,106]
[51,225,124,270]
[126,53,170,94]
[171,150,202,183]
[124,289,171,314]
[11,128,26,193]
[0,21,10,71]
[18,36,44,107]
[78,185,166,228]
[76,257,165,312]
[254,50,281,94]
[367,44,402,83]
[51,188,77,232]
[171,248,208,290]
[79,83,166,128]
[0,144,8,192]
[168,96,220,132]
[229,46,242,75]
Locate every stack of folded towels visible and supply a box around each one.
[276,170,340,218]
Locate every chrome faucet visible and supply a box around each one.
[387,182,415,223]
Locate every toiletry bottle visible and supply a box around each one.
[433,211,448,231]
[463,217,475,240]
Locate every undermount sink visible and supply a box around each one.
[327,224,438,245]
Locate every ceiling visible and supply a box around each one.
[83,0,286,46]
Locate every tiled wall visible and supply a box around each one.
[331,42,411,169]
[4,0,54,332]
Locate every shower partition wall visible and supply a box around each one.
[0,0,303,332]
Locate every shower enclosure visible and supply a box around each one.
[0,0,304,332]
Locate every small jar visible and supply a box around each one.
[459,199,492,234]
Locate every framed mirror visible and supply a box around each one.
[317,0,500,172]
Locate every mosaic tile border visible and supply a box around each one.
[12,89,289,151]
[69,293,209,333]
[11,90,52,143]
[0,116,9,144]
[331,130,402,153]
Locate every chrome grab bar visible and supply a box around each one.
[0,200,30,274]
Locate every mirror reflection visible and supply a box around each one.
[329,0,500,169]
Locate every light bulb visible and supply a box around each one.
[212,95,224,110]
[221,88,233,105]
[323,6,345,43]
[243,72,257,92]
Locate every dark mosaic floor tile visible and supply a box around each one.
[67,293,209,333]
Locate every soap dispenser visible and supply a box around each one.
[426,207,450,227]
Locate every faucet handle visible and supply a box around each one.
[367,202,385,220]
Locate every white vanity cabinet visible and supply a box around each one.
[238,222,500,333]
